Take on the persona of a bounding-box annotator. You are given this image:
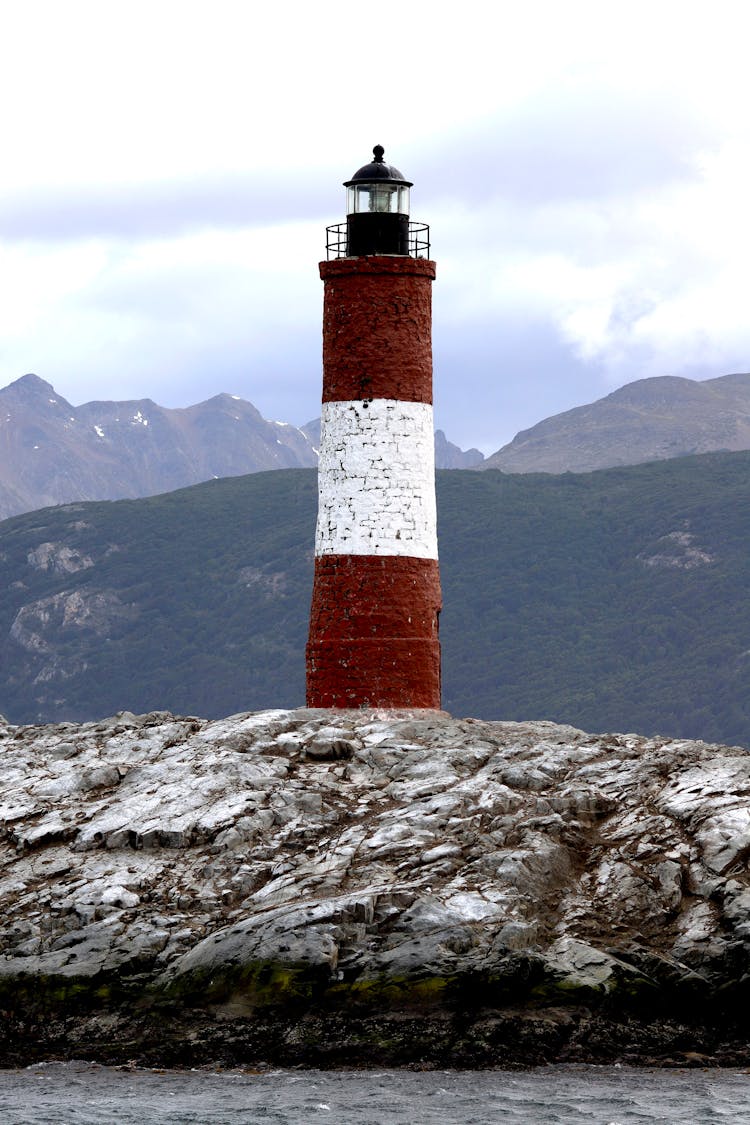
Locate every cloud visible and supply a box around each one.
[3,0,750,453]
[541,136,750,382]
[0,220,325,424]
[417,84,714,211]
[1,76,713,246]
[416,88,750,412]
[0,173,339,243]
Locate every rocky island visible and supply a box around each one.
[1,707,749,1068]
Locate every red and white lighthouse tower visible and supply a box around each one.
[306,146,441,709]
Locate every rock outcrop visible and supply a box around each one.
[1,707,750,1067]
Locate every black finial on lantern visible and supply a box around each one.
[344,146,412,256]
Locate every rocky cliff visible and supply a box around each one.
[1,707,750,1067]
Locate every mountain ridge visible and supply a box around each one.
[0,373,318,519]
[484,371,750,473]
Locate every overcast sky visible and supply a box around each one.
[2,0,750,453]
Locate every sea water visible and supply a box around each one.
[0,1063,748,1123]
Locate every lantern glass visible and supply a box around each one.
[347,183,410,216]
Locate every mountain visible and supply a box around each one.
[0,373,318,520]
[2,453,750,746]
[484,372,750,473]
[0,374,483,520]
[434,428,484,468]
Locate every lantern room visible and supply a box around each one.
[344,145,412,257]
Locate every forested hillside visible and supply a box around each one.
[2,455,750,745]
[438,458,750,743]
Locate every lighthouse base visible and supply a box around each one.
[306,638,441,709]
[306,554,441,709]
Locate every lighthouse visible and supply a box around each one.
[306,146,441,709]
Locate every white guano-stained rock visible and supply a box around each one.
[0,707,749,1014]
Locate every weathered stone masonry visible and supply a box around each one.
[306,255,442,708]
[318,256,435,404]
[315,398,437,558]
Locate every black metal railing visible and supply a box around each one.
[325,221,431,260]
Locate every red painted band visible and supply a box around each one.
[306,554,442,709]
[319,257,435,404]
[308,555,441,640]
[306,638,441,709]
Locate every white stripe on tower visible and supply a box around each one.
[315,398,438,559]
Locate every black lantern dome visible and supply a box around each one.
[344,145,412,256]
